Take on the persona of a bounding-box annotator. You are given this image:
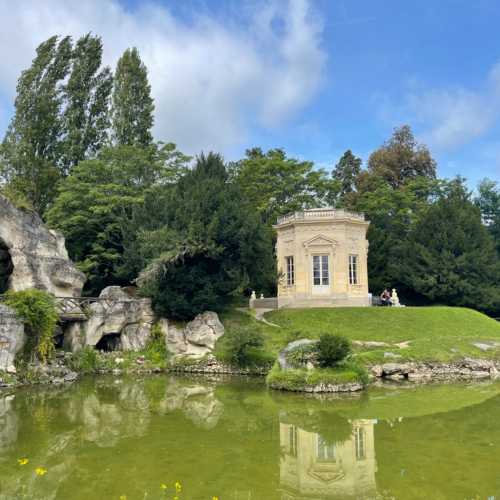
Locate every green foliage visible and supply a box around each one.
[61,33,113,174]
[144,323,168,366]
[266,361,367,391]
[285,343,317,368]
[216,325,272,368]
[316,334,352,367]
[68,347,99,374]
[365,125,437,190]
[231,147,336,225]
[4,289,58,362]
[112,47,154,147]
[476,178,500,256]
[46,143,189,293]
[331,149,362,207]
[400,180,500,314]
[138,152,276,319]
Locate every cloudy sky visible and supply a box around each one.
[0,0,499,184]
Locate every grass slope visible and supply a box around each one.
[222,306,500,365]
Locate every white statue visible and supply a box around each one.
[260,293,264,299]
[250,290,256,300]
[391,288,400,307]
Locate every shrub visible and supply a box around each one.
[216,325,271,367]
[144,323,168,366]
[4,289,58,362]
[68,347,99,374]
[316,333,351,368]
[285,343,317,368]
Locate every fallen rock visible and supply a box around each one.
[277,339,318,370]
[164,312,225,359]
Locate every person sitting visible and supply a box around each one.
[380,288,391,306]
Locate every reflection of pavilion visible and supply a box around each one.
[280,419,377,499]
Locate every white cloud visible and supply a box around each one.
[0,0,326,154]
[377,62,500,152]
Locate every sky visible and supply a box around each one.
[0,0,499,185]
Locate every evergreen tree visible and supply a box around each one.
[112,47,154,147]
[401,180,500,313]
[476,178,500,255]
[1,36,72,213]
[138,153,276,319]
[61,34,113,174]
[332,149,362,206]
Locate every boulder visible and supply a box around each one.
[0,194,85,296]
[163,311,225,359]
[63,286,154,352]
[0,304,25,373]
[278,339,318,370]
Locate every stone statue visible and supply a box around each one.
[260,293,264,299]
[391,288,400,307]
[251,291,257,300]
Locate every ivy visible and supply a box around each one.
[4,289,58,362]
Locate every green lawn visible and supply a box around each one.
[222,306,500,365]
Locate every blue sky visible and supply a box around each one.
[0,0,499,185]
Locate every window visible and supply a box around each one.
[349,254,358,285]
[317,435,336,462]
[354,427,366,460]
[285,256,295,286]
[312,255,329,286]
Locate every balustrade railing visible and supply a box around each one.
[276,208,365,225]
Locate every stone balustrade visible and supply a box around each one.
[276,208,365,225]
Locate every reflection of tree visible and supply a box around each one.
[279,415,378,500]
[0,394,17,457]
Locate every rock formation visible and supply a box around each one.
[0,304,25,373]
[162,311,225,359]
[0,194,85,296]
[63,286,154,352]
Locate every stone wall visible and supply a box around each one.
[0,304,25,373]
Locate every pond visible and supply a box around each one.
[1,375,500,500]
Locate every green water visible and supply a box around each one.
[1,376,500,500]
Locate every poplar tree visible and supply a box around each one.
[61,34,113,174]
[112,48,154,146]
[1,36,72,213]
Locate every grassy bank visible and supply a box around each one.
[219,306,500,390]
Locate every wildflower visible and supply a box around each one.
[35,467,47,476]
[160,483,168,490]
[213,497,219,500]
[175,481,182,493]
[17,458,29,466]
[119,496,127,500]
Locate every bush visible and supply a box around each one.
[4,289,58,362]
[216,325,272,367]
[316,333,351,368]
[144,323,168,366]
[68,347,99,374]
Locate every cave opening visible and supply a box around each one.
[0,239,13,294]
[95,333,122,352]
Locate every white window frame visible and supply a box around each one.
[312,254,330,288]
[349,254,359,285]
[285,256,295,286]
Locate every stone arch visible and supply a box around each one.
[0,239,13,294]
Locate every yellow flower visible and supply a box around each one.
[17,458,29,466]
[35,467,47,476]
[160,483,168,490]
[175,481,182,492]
[213,497,219,500]
[119,496,127,500]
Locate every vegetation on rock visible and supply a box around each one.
[4,289,58,362]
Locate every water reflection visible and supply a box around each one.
[280,418,377,499]
[1,377,500,499]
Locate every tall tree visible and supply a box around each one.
[46,143,189,294]
[476,178,500,255]
[232,148,335,225]
[61,34,113,174]
[138,153,276,319]
[400,180,500,314]
[366,125,437,190]
[112,47,154,147]
[331,149,362,206]
[1,36,72,213]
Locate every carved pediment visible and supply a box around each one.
[303,234,337,249]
